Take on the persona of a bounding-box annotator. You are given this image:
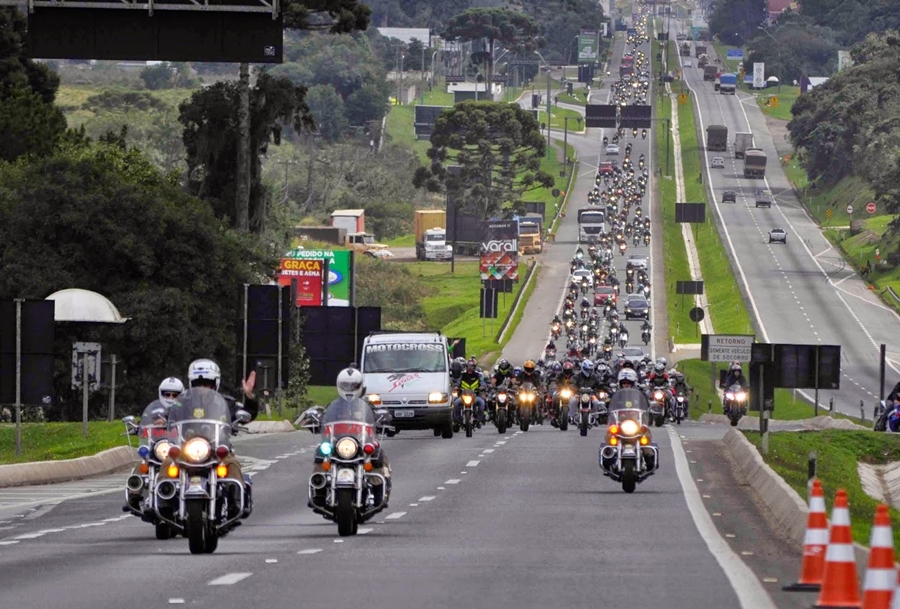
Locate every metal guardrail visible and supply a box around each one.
[887,286,900,305]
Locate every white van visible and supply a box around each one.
[361,332,453,439]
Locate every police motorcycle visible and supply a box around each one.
[152,389,252,554]
[123,404,179,539]
[599,388,660,493]
[299,400,393,536]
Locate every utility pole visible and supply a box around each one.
[278,160,298,204]
[235,62,251,231]
[546,69,552,160]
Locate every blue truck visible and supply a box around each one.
[719,73,737,95]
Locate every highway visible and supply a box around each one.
[0,14,811,609]
[676,29,900,416]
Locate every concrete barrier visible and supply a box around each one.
[0,446,136,489]
[247,420,295,434]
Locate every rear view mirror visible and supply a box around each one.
[296,407,324,433]
[235,410,252,424]
[122,415,136,425]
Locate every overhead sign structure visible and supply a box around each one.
[282,248,353,307]
[578,31,599,64]
[701,334,755,363]
[585,104,617,128]
[753,62,765,89]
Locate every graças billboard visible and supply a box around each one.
[279,248,353,307]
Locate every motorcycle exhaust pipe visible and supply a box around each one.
[126,475,145,492]
[601,446,618,460]
[156,480,178,501]
[310,473,328,490]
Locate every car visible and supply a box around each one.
[606,144,619,155]
[768,228,787,244]
[684,60,693,68]
[621,346,646,365]
[755,188,773,208]
[710,156,725,169]
[626,254,649,270]
[624,298,650,320]
[364,249,395,259]
[598,161,614,175]
[594,285,617,306]
[722,189,736,203]
[572,269,593,287]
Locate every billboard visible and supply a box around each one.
[480,221,519,281]
[753,62,765,89]
[281,248,353,307]
[726,49,744,61]
[578,31,599,64]
[277,258,325,307]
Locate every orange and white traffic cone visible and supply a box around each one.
[892,568,900,609]
[862,504,896,609]
[784,478,829,591]
[815,489,862,608]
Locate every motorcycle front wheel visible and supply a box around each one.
[559,406,568,431]
[622,461,637,494]
[187,500,212,554]
[465,410,473,438]
[519,407,530,432]
[580,412,589,437]
[336,488,357,537]
[497,409,507,434]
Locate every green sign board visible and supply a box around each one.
[578,32,598,64]
[285,248,353,306]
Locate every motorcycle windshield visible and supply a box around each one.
[166,388,233,451]
[138,400,177,447]
[320,397,377,446]
[608,388,650,412]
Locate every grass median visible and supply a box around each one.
[743,429,900,548]
[0,421,128,464]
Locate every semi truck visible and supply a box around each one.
[695,44,707,58]
[517,214,543,255]
[680,41,691,56]
[706,125,728,151]
[414,210,453,261]
[719,73,737,94]
[703,65,718,81]
[744,149,768,179]
[734,132,754,159]
[698,54,709,68]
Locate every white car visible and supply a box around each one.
[572,269,593,287]
[606,144,619,156]
[684,60,693,68]
[710,156,725,169]
[768,228,787,244]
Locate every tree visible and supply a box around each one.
[0,8,61,104]
[0,87,67,162]
[0,141,277,417]
[180,72,314,233]
[140,63,174,90]
[744,17,840,84]
[305,84,349,141]
[414,101,554,219]
[708,0,767,46]
[442,8,540,99]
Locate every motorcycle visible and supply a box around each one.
[599,390,659,493]
[459,388,478,437]
[724,384,748,426]
[555,385,572,431]
[641,327,651,345]
[648,387,667,427]
[516,382,539,431]
[618,332,629,349]
[492,386,513,434]
[595,390,610,425]
[577,386,595,437]
[122,410,179,540]
[152,389,253,554]
[673,391,688,424]
[300,401,393,537]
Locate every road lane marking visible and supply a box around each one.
[418,496,435,502]
[358,528,373,535]
[482,449,495,453]
[385,512,406,520]
[0,541,20,546]
[13,532,45,539]
[265,559,278,564]
[466,460,480,467]
[445,479,460,485]
[168,599,185,605]
[208,573,252,586]
[409,504,419,507]
[297,549,322,555]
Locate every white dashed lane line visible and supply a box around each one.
[385,512,407,520]
[297,549,323,555]
[418,496,435,502]
[466,460,480,467]
[445,479,460,485]
[208,573,252,586]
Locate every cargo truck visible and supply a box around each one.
[719,73,737,94]
[734,132,754,159]
[706,125,728,151]
[695,44,707,58]
[698,54,708,68]
[414,210,453,261]
[703,65,718,81]
[680,41,691,56]
[744,149,767,179]
[517,214,543,255]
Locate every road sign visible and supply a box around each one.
[867,201,877,214]
[846,205,854,214]
[726,49,744,61]
[689,307,705,322]
[824,208,833,220]
[701,334,755,363]
[679,92,687,104]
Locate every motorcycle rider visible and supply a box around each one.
[671,371,692,397]
[452,358,486,426]
[309,367,392,508]
[518,360,544,391]
[124,377,184,513]
[617,367,639,390]
[569,359,603,422]
[158,360,259,518]
[723,362,748,391]
[491,359,515,387]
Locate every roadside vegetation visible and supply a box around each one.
[0,422,128,464]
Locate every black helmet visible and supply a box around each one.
[497,359,511,373]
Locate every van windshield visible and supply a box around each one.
[363,343,447,374]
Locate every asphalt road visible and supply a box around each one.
[676,30,900,416]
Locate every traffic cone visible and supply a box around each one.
[815,489,862,608]
[784,478,828,591]
[892,569,900,609]
[862,504,896,609]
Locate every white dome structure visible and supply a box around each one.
[45,289,128,323]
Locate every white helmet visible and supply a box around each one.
[158,377,184,408]
[618,368,638,385]
[337,367,365,400]
[188,359,221,391]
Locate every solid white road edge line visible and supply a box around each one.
[669,429,777,609]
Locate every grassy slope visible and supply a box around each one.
[743,430,900,548]
[0,422,129,464]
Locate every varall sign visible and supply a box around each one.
[480,220,519,281]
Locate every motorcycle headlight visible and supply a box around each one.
[581,394,591,403]
[620,419,640,436]
[153,440,172,461]
[335,437,359,460]
[560,389,573,399]
[677,396,685,403]
[368,393,382,405]
[725,392,735,400]
[462,395,473,405]
[182,437,211,463]
[736,392,747,402]
[497,393,507,402]
[653,391,664,400]
[319,441,333,456]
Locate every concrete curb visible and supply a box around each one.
[700,413,869,431]
[0,446,136,489]
[247,420,296,434]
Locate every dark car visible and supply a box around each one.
[594,285,618,306]
[624,298,649,320]
[722,190,736,203]
[598,161,614,175]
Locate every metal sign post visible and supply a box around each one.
[242,284,249,381]
[15,299,22,457]
[82,353,89,438]
[107,354,118,422]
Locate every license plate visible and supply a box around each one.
[336,469,356,484]
[189,476,202,488]
[623,446,636,456]
[393,409,415,418]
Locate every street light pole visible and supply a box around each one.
[757,26,782,93]
[562,116,583,176]
[546,68,552,160]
